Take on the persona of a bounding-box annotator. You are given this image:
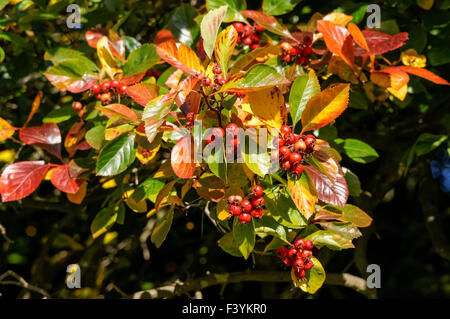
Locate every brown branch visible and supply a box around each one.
[0,270,50,299]
[132,271,375,299]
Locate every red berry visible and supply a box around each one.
[295,268,306,278]
[230,204,242,216]
[243,25,252,37]
[233,22,244,33]
[289,46,299,56]
[281,160,291,170]
[280,125,291,136]
[217,78,227,86]
[227,195,236,204]
[274,137,284,148]
[303,36,312,47]
[250,208,263,219]
[111,79,121,90]
[250,34,261,43]
[239,213,252,224]
[287,248,298,260]
[298,56,309,65]
[72,101,82,111]
[212,127,225,139]
[99,92,111,105]
[289,152,302,165]
[100,81,111,92]
[119,84,128,95]
[91,83,101,95]
[250,185,264,198]
[291,164,304,176]
[303,239,314,250]
[294,239,305,250]
[275,246,288,259]
[213,64,222,75]
[293,257,304,270]
[254,23,264,33]
[186,112,195,122]
[301,249,313,260]
[282,54,291,63]
[294,139,307,152]
[302,46,313,57]
[251,197,264,208]
[282,257,292,267]
[284,133,296,145]
[304,260,314,270]
[304,134,316,148]
[243,37,252,45]
[250,43,260,50]
[202,77,212,86]
[279,146,291,161]
[241,200,252,213]
[226,123,240,136]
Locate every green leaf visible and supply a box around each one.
[265,189,307,229]
[42,106,77,123]
[322,222,362,240]
[169,5,199,46]
[44,48,98,71]
[201,5,228,59]
[151,208,174,248]
[336,138,379,163]
[0,46,4,63]
[289,70,320,127]
[218,232,243,257]
[91,204,124,239]
[222,64,289,92]
[96,133,136,176]
[0,32,27,47]
[85,126,105,150]
[263,0,302,16]
[132,177,166,203]
[207,145,227,181]
[343,168,361,197]
[241,136,273,177]
[254,215,287,239]
[233,217,255,259]
[414,133,447,156]
[304,228,355,250]
[206,0,246,22]
[123,44,160,77]
[339,204,372,228]
[298,257,326,294]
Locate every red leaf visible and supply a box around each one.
[354,30,408,56]
[395,66,450,85]
[0,161,50,202]
[171,135,195,179]
[85,29,125,62]
[50,164,82,194]
[127,82,159,106]
[154,29,176,45]
[304,165,348,207]
[317,20,354,69]
[19,122,62,159]
[241,10,294,40]
[156,40,204,77]
[44,73,98,94]
[119,72,146,86]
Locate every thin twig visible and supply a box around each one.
[0,270,50,299]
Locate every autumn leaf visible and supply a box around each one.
[201,5,228,59]
[171,134,196,179]
[97,104,139,123]
[24,91,43,127]
[97,36,122,79]
[126,82,159,106]
[287,171,318,220]
[156,40,204,77]
[215,25,238,77]
[244,87,286,129]
[0,161,51,202]
[19,122,62,159]
[304,165,348,207]
[50,164,82,194]
[354,30,408,56]
[301,83,350,133]
[241,10,294,40]
[317,20,354,70]
[0,117,16,142]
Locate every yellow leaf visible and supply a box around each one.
[215,25,239,76]
[97,36,122,79]
[301,83,350,133]
[0,149,15,163]
[401,49,426,68]
[0,117,16,142]
[417,0,434,10]
[322,12,353,26]
[67,181,87,204]
[287,172,318,220]
[24,91,43,127]
[124,190,148,213]
[244,87,287,129]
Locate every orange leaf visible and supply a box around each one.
[127,82,159,106]
[97,104,139,123]
[24,91,43,127]
[370,67,410,90]
[156,40,204,77]
[176,77,202,115]
[396,66,450,85]
[0,117,16,142]
[97,36,121,79]
[301,83,350,133]
[322,12,353,26]
[67,180,87,204]
[154,29,176,45]
[171,134,196,179]
[317,20,354,70]
[347,23,369,54]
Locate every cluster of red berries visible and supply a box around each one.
[279,36,313,65]
[276,239,315,279]
[227,185,265,224]
[205,123,240,151]
[186,112,195,130]
[90,80,128,105]
[72,101,84,117]
[233,22,264,50]
[146,68,162,79]
[273,125,316,177]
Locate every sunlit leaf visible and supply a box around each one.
[96,133,136,176]
[215,25,238,76]
[241,10,294,40]
[0,117,16,142]
[201,5,228,59]
[289,69,320,127]
[171,134,196,179]
[156,40,204,77]
[19,122,62,159]
[287,171,318,220]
